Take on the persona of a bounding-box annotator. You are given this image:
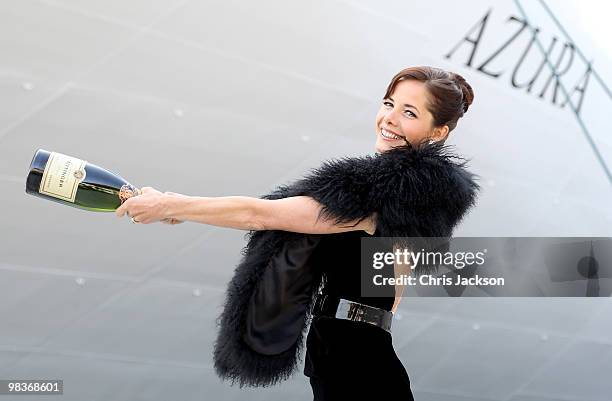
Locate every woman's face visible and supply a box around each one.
[374,79,443,153]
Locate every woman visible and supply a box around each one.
[116,66,477,400]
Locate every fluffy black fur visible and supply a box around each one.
[213,141,480,387]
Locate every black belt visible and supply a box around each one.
[312,293,394,334]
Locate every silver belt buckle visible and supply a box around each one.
[334,298,393,333]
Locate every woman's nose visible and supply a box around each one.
[383,109,399,127]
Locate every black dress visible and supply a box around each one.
[303,230,415,400]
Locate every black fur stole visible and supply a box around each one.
[213,141,480,387]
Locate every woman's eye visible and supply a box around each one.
[383,101,393,108]
[404,110,416,118]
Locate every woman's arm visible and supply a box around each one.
[164,193,376,234]
[391,244,410,313]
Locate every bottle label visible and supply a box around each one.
[39,152,87,203]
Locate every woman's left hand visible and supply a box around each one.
[116,186,169,224]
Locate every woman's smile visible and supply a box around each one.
[379,128,405,141]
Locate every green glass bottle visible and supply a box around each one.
[25,149,140,212]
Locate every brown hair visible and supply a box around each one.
[383,66,474,134]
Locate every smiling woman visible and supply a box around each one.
[114,66,479,401]
[375,66,474,154]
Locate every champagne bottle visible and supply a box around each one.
[25,149,140,212]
